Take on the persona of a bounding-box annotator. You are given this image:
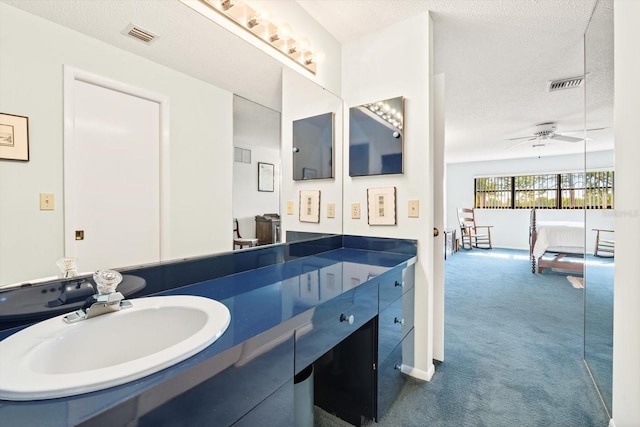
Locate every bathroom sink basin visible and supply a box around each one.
[0,295,230,401]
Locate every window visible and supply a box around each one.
[474,171,614,209]
[585,171,614,209]
[475,177,511,208]
[515,174,557,208]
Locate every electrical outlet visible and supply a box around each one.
[351,203,361,219]
[408,200,419,218]
[327,203,336,218]
[286,201,294,215]
[40,193,54,211]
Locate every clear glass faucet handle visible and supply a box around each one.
[56,257,79,278]
[93,270,123,295]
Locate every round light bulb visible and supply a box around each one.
[313,50,326,64]
[278,23,292,39]
[298,37,310,51]
[258,7,270,21]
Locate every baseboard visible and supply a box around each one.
[608,418,616,427]
[493,245,530,251]
[401,363,435,381]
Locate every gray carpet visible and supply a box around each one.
[316,248,610,427]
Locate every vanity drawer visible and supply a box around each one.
[377,287,414,363]
[295,280,377,373]
[378,264,414,311]
[128,328,294,427]
[376,329,414,420]
[232,380,293,427]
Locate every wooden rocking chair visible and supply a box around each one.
[457,208,493,249]
[593,228,614,257]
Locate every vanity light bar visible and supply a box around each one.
[199,0,323,75]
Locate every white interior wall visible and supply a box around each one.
[446,150,615,250]
[612,1,640,425]
[280,67,343,237]
[342,13,434,380]
[0,4,233,284]
[232,145,280,240]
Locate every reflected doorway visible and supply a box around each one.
[232,95,281,247]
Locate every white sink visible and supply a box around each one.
[0,295,230,401]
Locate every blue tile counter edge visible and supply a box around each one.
[0,235,417,427]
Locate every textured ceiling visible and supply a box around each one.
[297,0,613,163]
[1,0,613,163]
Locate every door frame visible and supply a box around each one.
[63,66,171,262]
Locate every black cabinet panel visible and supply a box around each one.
[314,318,377,427]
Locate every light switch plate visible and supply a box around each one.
[286,201,294,215]
[351,203,361,219]
[40,193,54,211]
[327,203,336,218]
[408,200,419,218]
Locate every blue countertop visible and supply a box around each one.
[0,247,416,426]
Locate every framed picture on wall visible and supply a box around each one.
[367,186,397,225]
[0,113,29,162]
[258,162,274,192]
[299,190,321,223]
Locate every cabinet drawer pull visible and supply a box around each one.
[339,313,355,325]
[394,280,404,288]
[394,317,405,325]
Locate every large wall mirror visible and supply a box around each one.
[584,0,614,416]
[0,1,343,287]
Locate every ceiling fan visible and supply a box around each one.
[507,122,586,146]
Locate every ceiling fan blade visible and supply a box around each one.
[508,137,537,149]
[551,134,583,143]
[506,135,535,141]
[560,127,609,134]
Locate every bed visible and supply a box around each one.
[529,209,585,274]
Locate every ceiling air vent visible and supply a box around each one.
[123,24,158,44]
[546,76,584,92]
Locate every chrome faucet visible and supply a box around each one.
[63,270,132,323]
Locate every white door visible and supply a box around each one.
[64,69,166,272]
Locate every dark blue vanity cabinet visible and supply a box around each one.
[0,236,417,427]
[311,263,416,426]
[376,264,416,418]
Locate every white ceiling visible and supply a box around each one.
[297,0,614,163]
[1,0,614,164]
